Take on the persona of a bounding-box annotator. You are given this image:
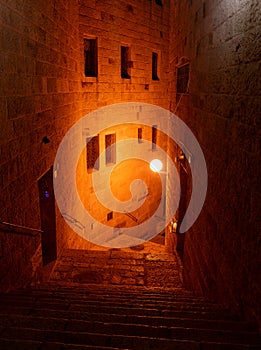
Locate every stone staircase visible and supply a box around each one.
[49,249,183,289]
[0,249,260,349]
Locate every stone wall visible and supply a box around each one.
[0,0,259,326]
[74,122,168,248]
[0,223,41,292]
[78,0,170,113]
[0,0,82,287]
[169,0,260,325]
[0,0,172,285]
[67,0,172,249]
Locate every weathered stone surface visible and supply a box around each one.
[50,248,182,289]
[0,278,259,349]
[0,0,259,332]
[167,0,260,329]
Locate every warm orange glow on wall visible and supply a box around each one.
[76,155,162,229]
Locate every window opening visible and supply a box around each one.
[152,125,157,150]
[138,127,143,143]
[86,135,99,171]
[107,212,113,221]
[84,38,98,77]
[155,0,163,6]
[121,46,131,79]
[152,52,159,80]
[177,64,189,94]
[105,133,116,164]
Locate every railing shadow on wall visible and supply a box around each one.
[0,221,42,292]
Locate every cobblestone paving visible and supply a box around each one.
[50,245,183,289]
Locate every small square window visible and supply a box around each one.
[84,38,98,77]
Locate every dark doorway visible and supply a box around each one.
[38,167,57,265]
[176,155,191,258]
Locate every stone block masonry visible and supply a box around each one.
[79,0,170,112]
[168,0,261,327]
[0,0,260,331]
[0,0,82,288]
[0,0,171,289]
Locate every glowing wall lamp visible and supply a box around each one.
[150,159,163,172]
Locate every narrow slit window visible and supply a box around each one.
[84,38,98,77]
[152,52,159,80]
[86,135,99,171]
[121,46,131,79]
[177,64,189,94]
[138,128,143,143]
[152,125,157,150]
[105,133,116,165]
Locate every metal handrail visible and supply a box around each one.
[124,212,139,223]
[0,221,42,237]
[61,213,85,230]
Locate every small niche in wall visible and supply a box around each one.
[126,4,134,13]
[203,2,206,18]
[155,0,163,6]
[107,212,113,221]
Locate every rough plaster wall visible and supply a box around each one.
[169,0,260,325]
[0,0,82,287]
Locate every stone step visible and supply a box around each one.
[0,339,122,350]
[34,282,190,297]
[56,250,177,266]
[0,327,260,350]
[61,249,176,260]
[50,249,183,288]
[8,288,207,304]
[0,310,255,332]
[0,293,227,312]
[0,302,245,322]
[38,309,256,331]
[0,314,259,345]
[1,246,259,350]
[0,291,233,316]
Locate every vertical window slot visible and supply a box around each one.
[84,38,98,77]
[86,135,99,171]
[105,133,116,165]
[121,46,131,79]
[152,125,157,150]
[152,52,159,80]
